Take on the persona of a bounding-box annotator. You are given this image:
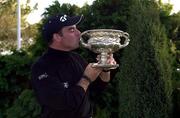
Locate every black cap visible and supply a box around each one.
[42,14,83,43]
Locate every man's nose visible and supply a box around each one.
[76,29,81,36]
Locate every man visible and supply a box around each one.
[31,14,117,118]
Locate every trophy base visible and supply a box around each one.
[92,63,119,70]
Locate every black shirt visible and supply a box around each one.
[31,47,109,118]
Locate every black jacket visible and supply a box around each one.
[31,48,109,118]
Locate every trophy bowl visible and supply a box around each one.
[80,29,130,70]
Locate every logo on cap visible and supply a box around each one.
[60,15,67,22]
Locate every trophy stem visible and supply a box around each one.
[92,52,119,69]
[100,52,108,65]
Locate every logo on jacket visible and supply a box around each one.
[38,73,48,80]
[63,82,69,88]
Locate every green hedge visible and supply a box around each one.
[117,0,173,118]
[0,50,33,118]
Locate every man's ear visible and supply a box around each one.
[52,33,62,42]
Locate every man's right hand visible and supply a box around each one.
[77,63,102,92]
[83,63,102,82]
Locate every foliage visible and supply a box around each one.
[6,89,41,118]
[42,1,80,22]
[0,49,33,117]
[159,2,180,74]
[159,1,180,99]
[117,0,173,118]
[93,106,110,118]
[172,88,180,117]
[0,0,38,52]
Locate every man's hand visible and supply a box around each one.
[83,63,102,82]
[105,53,117,65]
[77,63,102,92]
[99,54,117,82]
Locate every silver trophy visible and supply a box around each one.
[80,29,130,70]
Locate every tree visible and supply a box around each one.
[158,1,180,92]
[0,0,37,52]
[117,0,173,117]
[0,49,33,118]
[6,89,41,118]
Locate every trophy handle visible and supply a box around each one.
[80,39,91,49]
[118,32,130,49]
[80,31,91,49]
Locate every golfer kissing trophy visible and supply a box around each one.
[80,29,130,70]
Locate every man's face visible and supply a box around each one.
[59,25,81,50]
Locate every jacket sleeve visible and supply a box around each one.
[31,63,85,111]
[89,68,119,93]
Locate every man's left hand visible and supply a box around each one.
[98,54,117,82]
